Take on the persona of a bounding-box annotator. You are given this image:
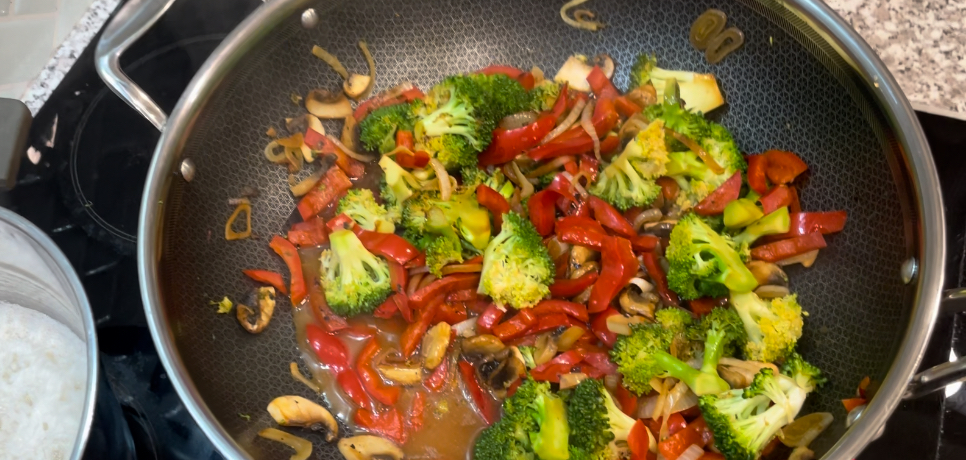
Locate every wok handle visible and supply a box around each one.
[94,0,177,131]
[902,287,966,400]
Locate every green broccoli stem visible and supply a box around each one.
[702,328,727,375]
[653,350,730,396]
[529,393,570,460]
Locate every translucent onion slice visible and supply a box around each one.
[440,264,483,276]
[289,168,324,197]
[541,98,587,144]
[311,45,348,79]
[665,128,724,174]
[560,0,604,31]
[264,141,288,164]
[358,41,376,99]
[428,158,451,201]
[289,362,321,394]
[325,134,376,162]
[579,100,600,161]
[258,428,312,460]
[507,160,534,199]
[525,156,574,178]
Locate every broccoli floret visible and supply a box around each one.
[629,54,725,114]
[359,102,418,153]
[319,229,392,316]
[566,378,637,460]
[422,132,481,171]
[732,207,791,247]
[666,213,759,300]
[780,352,827,392]
[588,120,668,210]
[730,291,804,363]
[518,345,537,369]
[655,307,694,333]
[464,73,533,122]
[700,365,821,460]
[688,307,748,358]
[337,189,395,233]
[421,207,465,276]
[478,212,553,309]
[462,167,515,199]
[530,79,562,112]
[401,189,492,252]
[378,155,420,212]
[473,378,567,460]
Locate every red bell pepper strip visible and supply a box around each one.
[395,130,414,150]
[476,184,510,229]
[588,237,638,313]
[297,167,352,220]
[556,222,609,250]
[492,309,537,341]
[579,152,600,181]
[459,361,498,424]
[354,407,406,444]
[373,297,399,319]
[549,272,599,298]
[615,384,639,417]
[446,288,479,303]
[782,211,848,237]
[628,419,650,460]
[759,185,793,215]
[269,235,307,304]
[582,351,619,375]
[591,308,621,348]
[356,229,422,266]
[478,115,556,166]
[326,213,355,233]
[764,149,808,185]
[517,72,536,90]
[424,357,450,392]
[842,397,867,413]
[529,313,574,334]
[530,350,583,382]
[401,299,441,357]
[242,269,288,295]
[528,189,559,236]
[435,302,468,325]
[476,303,505,334]
[358,338,401,406]
[306,132,366,179]
[588,196,638,238]
[698,453,725,460]
[475,64,524,78]
[641,251,680,307]
[307,281,348,332]
[557,215,608,235]
[642,413,688,440]
[788,186,802,214]
[287,215,329,247]
[751,232,828,262]
[688,297,727,317]
[694,171,742,216]
[409,274,481,310]
[587,65,620,99]
[746,154,769,195]
[632,234,660,252]
[408,391,426,432]
[550,83,570,120]
[656,176,680,202]
[387,261,412,322]
[658,416,713,460]
[615,96,643,118]
[305,325,372,409]
[528,127,620,161]
[396,149,431,169]
[531,299,590,322]
[353,87,425,121]
[546,173,579,204]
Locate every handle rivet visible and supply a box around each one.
[179,158,196,183]
[901,257,917,284]
[301,8,319,29]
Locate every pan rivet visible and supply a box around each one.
[179,158,196,183]
[901,258,918,284]
[301,8,319,29]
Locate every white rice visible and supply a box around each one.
[0,301,87,460]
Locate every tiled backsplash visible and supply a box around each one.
[0,0,96,99]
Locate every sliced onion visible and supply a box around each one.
[560,0,604,31]
[561,172,588,198]
[500,111,539,130]
[579,100,600,161]
[290,362,321,394]
[453,318,478,338]
[311,45,348,79]
[507,161,534,199]
[559,373,588,389]
[284,146,303,172]
[665,128,724,174]
[629,277,655,293]
[440,263,483,275]
[407,273,425,296]
[306,89,353,119]
[258,428,312,460]
[619,113,650,142]
[358,41,376,99]
[408,266,430,277]
[677,445,705,460]
[651,378,667,423]
[544,236,571,260]
[542,98,587,144]
[289,168,325,197]
[526,156,575,178]
[417,274,436,291]
[264,141,288,164]
[667,380,699,413]
[776,249,820,268]
[326,134,375,162]
[633,209,664,230]
[341,116,358,152]
[429,158,452,201]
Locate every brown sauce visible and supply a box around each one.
[292,245,490,459]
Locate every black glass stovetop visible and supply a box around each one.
[4,0,966,458]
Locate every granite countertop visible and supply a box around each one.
[21,0,966,118]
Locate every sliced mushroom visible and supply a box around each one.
[421,322,452,370]
[755,285,791,299]
[343,74,373,100]
[553,55,593,92]
[306,89,353,119]
[377,364,423,385]
[777,249,820,268]
[779,412,834,448]
[642,220,678,238]
[606,313,649,335]
[592,54,615,79]
[746,261,789,287]
[532,334,558,367]
[717,357,779,388]
[477,347,526,390]
[266,395,338,441]
[571,286,593,304]
[285,114,324,137]
[341,116,359,152]
[570,246,599,272]
[559,372,589,390]
[337,435,404,460]
[461,334,506,358]
[620,287,657,319]
[626,84,658,108]
[236,287,276,334]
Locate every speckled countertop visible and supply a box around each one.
[22,0,966,118]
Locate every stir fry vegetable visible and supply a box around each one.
[233,46,852,460]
